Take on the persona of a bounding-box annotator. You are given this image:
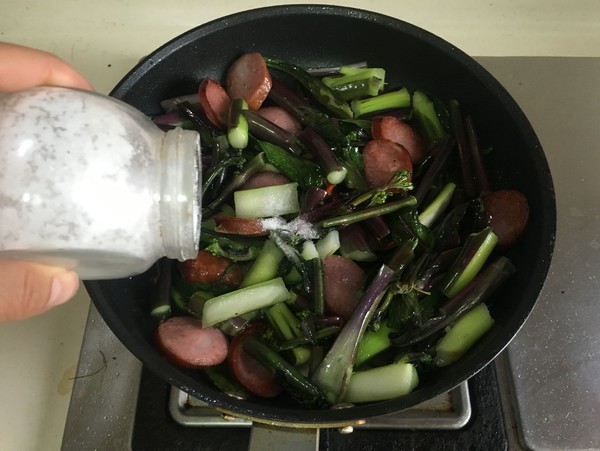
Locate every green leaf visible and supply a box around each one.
[257,140,324,189]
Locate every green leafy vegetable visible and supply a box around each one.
[257,140,324,189]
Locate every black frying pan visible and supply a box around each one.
[86,5,555,426]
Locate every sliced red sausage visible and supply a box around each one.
[198,78,231,130]
[228,322,282,398]
[371,116,426,164]
[213,216,268,236]
[257,106,302,135]
[178,250,242,287]
[323,255,367,320]
[240,171,291,190]
[483,189,529,248]
[362,138,413,189]
[155,316,228,368]
[226,53,272,111]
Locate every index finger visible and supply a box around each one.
[0,42,93,92]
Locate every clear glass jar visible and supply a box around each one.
[0,86,201,279]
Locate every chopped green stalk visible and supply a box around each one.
[311,264,395,404]
[301,240,319,260]
[441,227,498,298]
[342,358,419,404]
[418,182,457,227]
[234,182,300,218]
[315,229,340,259]
[327,77,386,101]
[257,140,324,190]
[265,302,302,341]
[205,152,266,215]
[306,61,368,76]
[321,196,417,228]
[265,302,311,366]
[151,258,173,320]
[350,88,411,117]
[227,98,249,149]
[355,321,398,368]
[412,90,447,148]
[240,238,284,288]
[265,56,354,119]
[434,303,494,367]
[202,277,290,327]
[338,65,378,76]
[243,335,325,407]
[311,257,325,315]
[322,66,385,88]
[322,67,385,101]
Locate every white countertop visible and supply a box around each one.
[1,2,599,450]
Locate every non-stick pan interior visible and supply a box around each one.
[86,5,555,425]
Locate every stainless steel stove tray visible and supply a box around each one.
[169,383,471,430]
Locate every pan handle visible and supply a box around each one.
[248,423,320,451]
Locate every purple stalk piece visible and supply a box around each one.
[450,100,477,199]
[465,116,492,194]
[299,127,346,184]
[311,264,396,403]
[243,110,305,155]
[413,137,454,203]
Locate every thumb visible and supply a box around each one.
[0,261,80,322]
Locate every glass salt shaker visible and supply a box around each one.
[0,86,201,279]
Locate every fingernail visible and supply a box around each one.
[49,271,80,307]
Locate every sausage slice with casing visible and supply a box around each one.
[155,316,229,368]
[226,52,272,111]
[362,138,413,189]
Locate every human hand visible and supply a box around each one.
[0,42,91,321]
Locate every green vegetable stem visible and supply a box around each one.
[265,56,354,119]
[243,335,325,407]
[227,98,249,149]
[350,87,411,117]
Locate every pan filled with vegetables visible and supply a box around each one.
[86,5,556,426]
